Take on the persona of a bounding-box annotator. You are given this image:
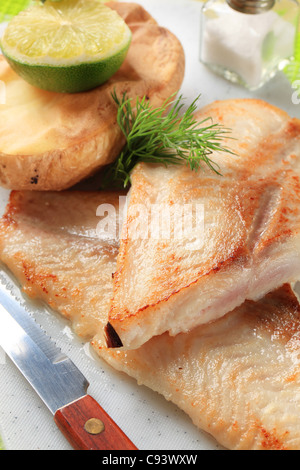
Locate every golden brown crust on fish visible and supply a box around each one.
[2,190,300,449]
[106,99,300,350]
[97,284,300,450]
[0,190,122,338]
[0,2,185,191]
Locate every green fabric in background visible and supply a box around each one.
[285,28,300,85]
[0,0,32,22]
[0,435,5,450]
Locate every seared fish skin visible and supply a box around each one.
[1,191,300,449]
[0,2,185,191]
[106,99,300,350]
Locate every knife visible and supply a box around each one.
[0,279,138,451]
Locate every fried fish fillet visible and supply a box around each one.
[106,99,300,350]
[96,284,300,450]
[0,2,185,191]
[2,191,300,449]
[0,190,122,339]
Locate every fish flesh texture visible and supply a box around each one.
[97,283,300,450]
[1,190,300,449]
[0,190,122,339]
[106,99,300,350]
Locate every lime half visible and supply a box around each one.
[0,0,132,93]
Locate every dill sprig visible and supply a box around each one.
[101,91,233,189]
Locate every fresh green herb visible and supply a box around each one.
[101,91,233,189]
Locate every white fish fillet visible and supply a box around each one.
[106,99,300,350]
[2,191,300,449]
[0,190,122,339]
[96,283,300,450]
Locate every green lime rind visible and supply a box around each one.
[1,39,131,93]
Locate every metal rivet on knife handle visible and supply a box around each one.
[84,418,105,435]
[54,394,138,450]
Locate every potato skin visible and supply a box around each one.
[0,2,185,191]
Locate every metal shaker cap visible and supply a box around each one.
[226,0,275,13]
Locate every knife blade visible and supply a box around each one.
[0,279,137,451]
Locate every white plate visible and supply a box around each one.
[0,0,298,451]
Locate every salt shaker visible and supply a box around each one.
[200,0,300,89]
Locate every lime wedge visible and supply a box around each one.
[0,0,132,93]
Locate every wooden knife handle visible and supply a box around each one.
[54,394,138,450]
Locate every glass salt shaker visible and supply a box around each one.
[200,0,300,90]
